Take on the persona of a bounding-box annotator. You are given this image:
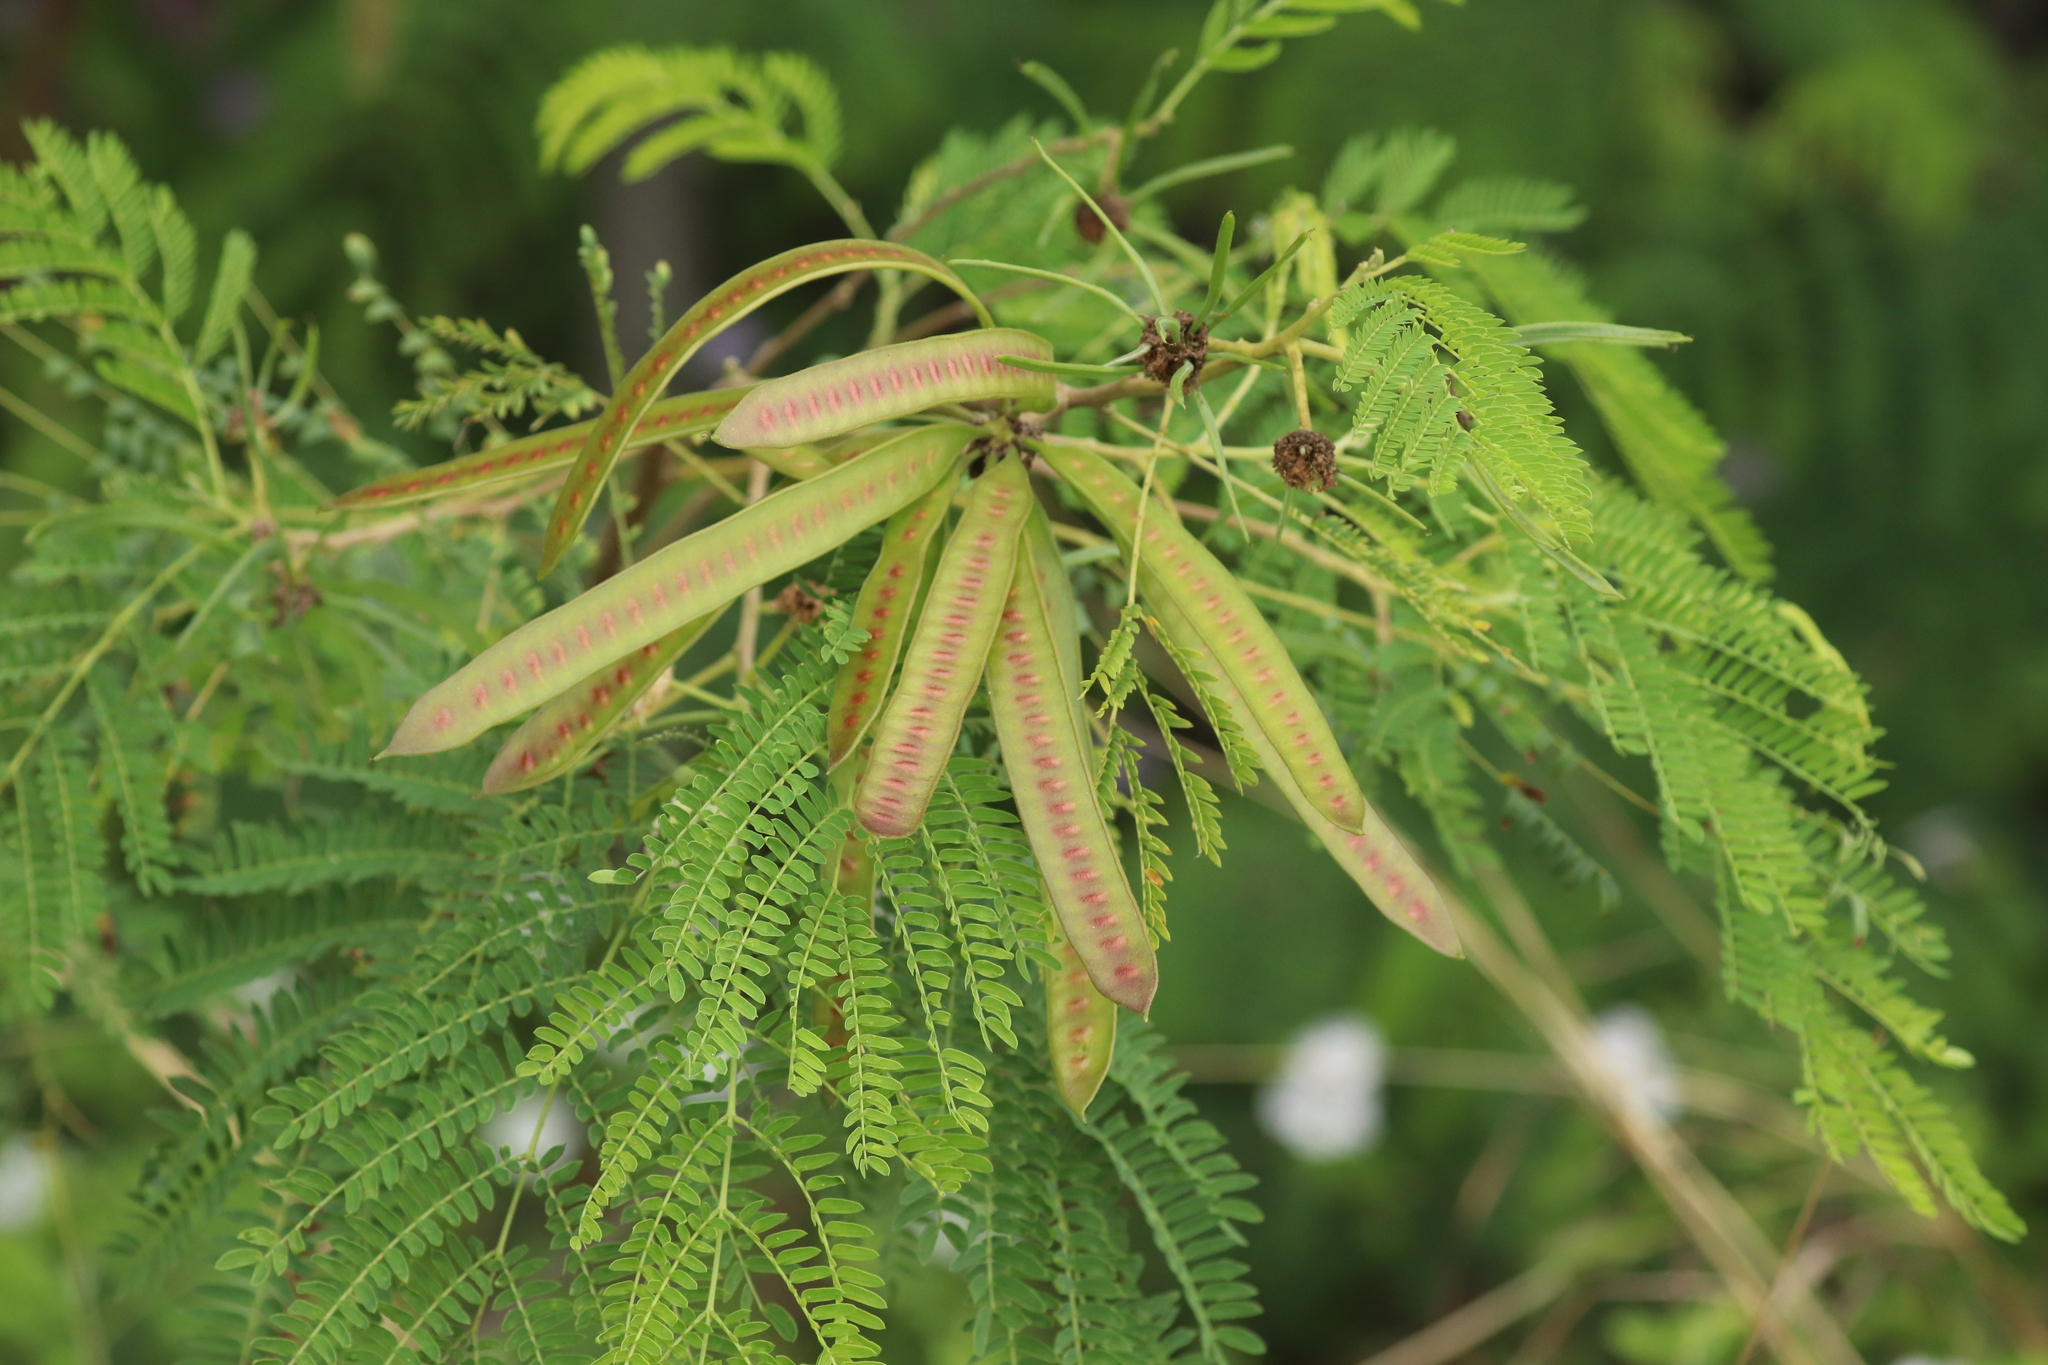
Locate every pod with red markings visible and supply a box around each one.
[480,610,723,794]
[983,526,1156,1015]
[539,240,991,576]
[1036,443,1371,834]
[853,454,1033,838]
[1045,912,1119,1114]
[1149,594,1460,958]
[384,423,974,757]
[327,388,748,511]
[826,480,955,770]
[713,329,1056,450]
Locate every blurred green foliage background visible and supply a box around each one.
[3,0,2046,1361]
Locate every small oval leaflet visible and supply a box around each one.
[713,328,1057,450]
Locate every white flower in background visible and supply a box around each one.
[483,1094,586,1170]
[1592,1003,1682,1122]
[1256,1015,1386,1162]
[233,969,296,1009]
[0,1135,47,1231]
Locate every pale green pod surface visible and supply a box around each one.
[479,610,722,794]
[713,329,1057,449]
[1046,914,1119,1115]
[1023,505,1090,741]
[385,423,974,757]
[329,388,748,511]
[1038,443,1371,834]
[986,540,1157,1014]
[826,480,955,770]
[854,455,1034,838]
[1150,594,1460,958]
[540,239,991,575]
[744,445,835,482]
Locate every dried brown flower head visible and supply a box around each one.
[1140,310,1209,388]
[1271,428,1338,494]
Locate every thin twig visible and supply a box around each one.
[1733,1160,1834,1365]
[733,460,772,680]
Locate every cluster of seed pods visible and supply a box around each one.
[539,240,992,576]
[1037,445,1458,957]
[852,454,1034,838]
[983,516,1157,1015]
[374,258,1456,1101]
[1035,444,1373,834]
[383,423,974,756]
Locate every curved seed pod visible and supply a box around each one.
[744,444,835,482]
[713,329,1057,450]
[1045,912,1119,1115]
[480,609,723,794]
[385,423,974,757]
[329,388,747,510]
[1150,594,1460,958]
[1023,506,1088,737]
[985,533,1157,1014]
[1037,443,1370,834]
[826,480,956,770]
[540,240,992,575]
[854,455,1034,838]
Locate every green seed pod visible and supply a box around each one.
[385,423,974,757]
[1045,912,1118,1115]
[1037,443,1371,834]
[986,524,1157,1015]
[329,388,748,510]
[712,329,1057,450]
[826,480,955,770]
[539,239,992,576]
[1150,594,1460,958]
[854,454,1033,838]
[479,610,722,794]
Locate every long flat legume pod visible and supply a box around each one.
[1036,443,1370,834]
[985,528,1157,1014]
[384,423,974,756]
[479,609,723,794]
[540,240,992,575]
[1023,505,1088,738]
[329,388,748,510]
[713,329,1057,450]
[1045,912,1119,1115]
[1150,594,1460,958]
[826,480,954,770]
[854,455,1033,838]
